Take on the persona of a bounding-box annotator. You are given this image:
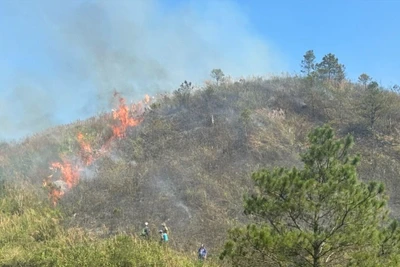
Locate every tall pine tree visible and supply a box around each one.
[316,53,345,82]
[359,81,385,132]
[221,125,400,267]
[301,50,316,76]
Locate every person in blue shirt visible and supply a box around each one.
[159,229,168,243]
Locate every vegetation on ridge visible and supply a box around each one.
[1,50,400,265]
[220,125,400,266]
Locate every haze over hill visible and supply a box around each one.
[0,0,286,141]
[1,1,400,265]
[1,44,400,264]
[2,55,400,251]
[2,0,400,142]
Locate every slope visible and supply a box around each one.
[1,74,400,255]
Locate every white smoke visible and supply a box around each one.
[0,0,287,141]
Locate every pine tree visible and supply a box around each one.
[359,81,385,131]
[210,68,225,86]
[221,125,400,267]
[301,50,316,76]
[358,73,372,89]
[173,80,193,107]
[316,53,345,82]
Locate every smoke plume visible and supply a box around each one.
[0,0,287,141]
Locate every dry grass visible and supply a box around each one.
[1,74,400,263]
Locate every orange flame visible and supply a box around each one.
[44,159,79,206]
[112,97,143,138]
[43,175,64,206]
[51,189,64,206]
[77,132,93,166]
[51,160,79,189]
[45,93,152,206]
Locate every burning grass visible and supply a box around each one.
[43,93,152,206]
[3,74,400,260]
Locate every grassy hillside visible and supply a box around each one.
[1,72,400,265]
[0,182,218,266]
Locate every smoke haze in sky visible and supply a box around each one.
[0,0,287,141]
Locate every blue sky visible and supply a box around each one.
[240,0,400,85]
[0,0,399,141]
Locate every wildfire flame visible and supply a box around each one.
[44,93,152,206]
[112,97,143,138]
[77,132,93,166]
[50,161,80,189]
[44,159,79,206]
[43,175,63,206]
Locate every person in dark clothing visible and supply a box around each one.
[140,222,150,239]
[198,244,207,261]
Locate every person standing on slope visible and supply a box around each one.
[161,222,169,235]
[140,222,150,239]
[159,229,169,244]
[198,244,207,261]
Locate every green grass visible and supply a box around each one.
[0,182,219,267]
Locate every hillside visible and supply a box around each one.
[2,69,400,262]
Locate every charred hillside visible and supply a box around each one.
[1,71,400,253]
